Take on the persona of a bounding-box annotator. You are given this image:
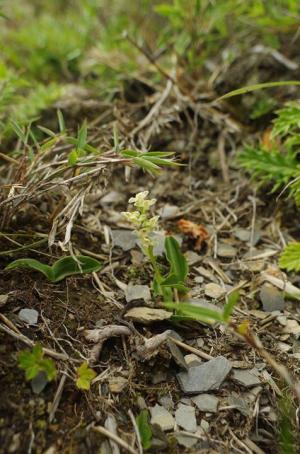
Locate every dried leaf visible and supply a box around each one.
[177,219,209,251]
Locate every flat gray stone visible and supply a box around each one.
[177,356,232,394]
[260,284,284,312]
[175,404,197,432]
[174,433,198,448]
[227,394,251,416]
[158,395,174,411]
[159,204,179,220]
[184,354,202,367]
[191,394,219,413]
[167,339,188,370]
[111,230,137,251]
[204,283,225,299]
[234,228,251,242]
[232,369,261,387]
[125,284,151,303]
[18,308,38,325]
[150,404,175,431]
[125,307,172,324]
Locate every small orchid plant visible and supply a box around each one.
[122,191,159,256]
[123,191,188,302]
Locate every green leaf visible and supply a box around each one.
[164,236,188,283]
[120,149,139,158]
[223,291,240,321]
[77,121,87,150]
[76,362,96,390]
[57,109,65,133]
[6,255,102,282]
[39,358,58,381]
[136,409,152,450]
[132,156,161,175]
[6,258,54,280]
[120,150,177,174]
[165,302,224,324]
[68,149,78,166]
[18,344,57,382]
[217,81,300,101]
[143,156,179,167]
[37,125,56,137]
[279,243,300,272]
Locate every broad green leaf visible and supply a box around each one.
[223,291,240,321]
[217,81,300,101]
[6,258,54,280]
[6,255,102,282]
[279,243,300,272]
[76,362,96,390]
[51,256,102,281]
[164,236,188,283]
[136,409,152,450]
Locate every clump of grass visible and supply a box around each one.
[238,101,300,272]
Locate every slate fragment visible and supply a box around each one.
[124,307,172,324]
[175,404,197,432]
[260,284,284,312]
[177,356,232,394]
[204,283,225,299]
[167,339,188,370]
[232,369,261,388]
[111,229,137,251]
[125,283,151,303]
[150,404,175,431]
[18,308,39,325]
[191,394,219,413]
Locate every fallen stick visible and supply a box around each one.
[90,425,138,454]
[0,322,69,361]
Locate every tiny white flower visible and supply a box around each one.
[122,192,159,254]
[129,191,149,204]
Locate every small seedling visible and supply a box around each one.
[5,255,102,282]
[18,344,57,382]
[76,362,96,390]
[136,409,152,450]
